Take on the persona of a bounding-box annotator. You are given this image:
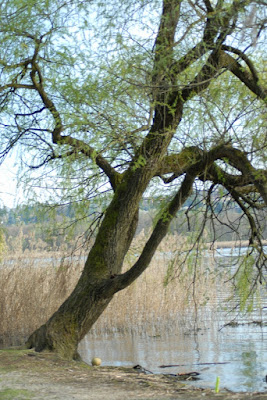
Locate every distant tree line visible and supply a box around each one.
[1,193,266,254]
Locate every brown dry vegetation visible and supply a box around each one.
[0,232,227,348]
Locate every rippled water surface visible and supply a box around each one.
[79,323,267,392]
[79,246,267,393]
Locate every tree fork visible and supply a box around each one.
[26,170,195,359]
[25,163,160,357]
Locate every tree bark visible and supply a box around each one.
[26,140,186,358]
[26,180,140,358]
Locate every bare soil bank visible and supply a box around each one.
[0,348,266,400]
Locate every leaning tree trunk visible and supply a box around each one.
[26,2,185,358]
[26,185,140,358]
[26,156,172,359]
[26,159,196,359]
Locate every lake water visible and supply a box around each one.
[78,323,267,393]
[2,245,266,391]
[79,246,267,393]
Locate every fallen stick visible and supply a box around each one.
[159,362,230,368]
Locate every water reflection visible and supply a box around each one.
[78,324,267,392]
[78,245,267,392]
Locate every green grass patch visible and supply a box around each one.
[0,388,33,399]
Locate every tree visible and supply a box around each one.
[0,0,266,359]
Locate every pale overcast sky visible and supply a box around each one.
[0,154,20,208]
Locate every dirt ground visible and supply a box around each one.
[0,348,266,400]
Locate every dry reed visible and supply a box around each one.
[0,232,221,348]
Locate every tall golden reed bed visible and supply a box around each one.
[0,233,220,347]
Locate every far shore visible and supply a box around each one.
[1,239,266,264]
[206,240,267,249]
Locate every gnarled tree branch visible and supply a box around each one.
[100,171,196,297]
[29,62,120,190]
[219,50,267,101]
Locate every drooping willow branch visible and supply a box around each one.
[29,61,120,190]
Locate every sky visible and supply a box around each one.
[0,153,21,208]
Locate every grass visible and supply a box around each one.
[0,388,34,400]
[0,232,226,347]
